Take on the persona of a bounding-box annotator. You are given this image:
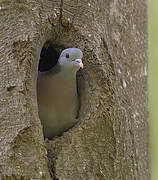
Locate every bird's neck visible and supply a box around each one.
[56,62,78,78]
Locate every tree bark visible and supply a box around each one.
[0,0,149,180]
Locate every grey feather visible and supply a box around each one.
[37,48,83,139]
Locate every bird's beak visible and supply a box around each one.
[75,59,84,69]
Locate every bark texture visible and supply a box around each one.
[0,0,149,180]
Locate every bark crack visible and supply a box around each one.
[59,0,63,24]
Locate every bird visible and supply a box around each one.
[37,48,83,139]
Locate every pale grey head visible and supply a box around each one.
[58,48,83,71]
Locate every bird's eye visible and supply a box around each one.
[66,53,69,58]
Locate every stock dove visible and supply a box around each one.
[37,48,83,139]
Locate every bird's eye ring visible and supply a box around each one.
[66,53,69,58]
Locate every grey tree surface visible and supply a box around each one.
[0,0,149,180]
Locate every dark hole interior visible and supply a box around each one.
[38,46,60,72]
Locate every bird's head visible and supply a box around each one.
[58,48,83,71]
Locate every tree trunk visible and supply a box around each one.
[0,0,149,180]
